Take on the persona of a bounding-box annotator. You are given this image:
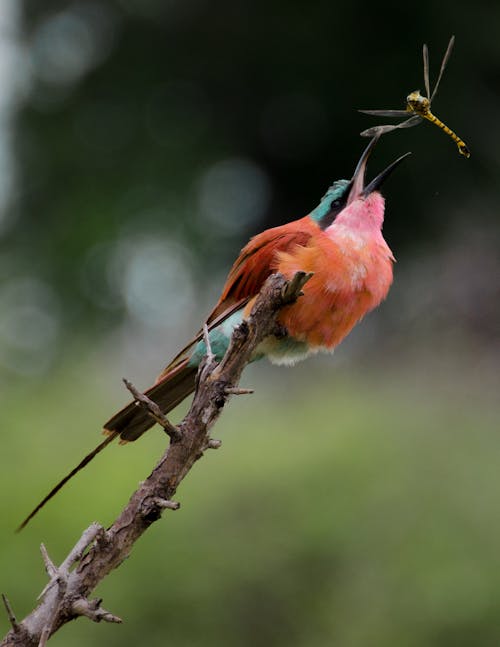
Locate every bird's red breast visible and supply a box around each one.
[274,225,393,348]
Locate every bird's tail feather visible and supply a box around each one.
[103,359,198,441]
[17,359,197,531]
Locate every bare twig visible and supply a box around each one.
[123,378,181,440]
[206,438,222,449]
[0,272,311,647]
[1,595,19,634]
[281,271,313,302]
[60,523,104,574]
[37,546,59,601]
[37,549,66,647]
[202,323,215,363]
[224,386,254,395]
[38,524,103,601]
[146,498,180,511]
[38,621,55,647]
[71,599,122,624]
[39,545,57,580]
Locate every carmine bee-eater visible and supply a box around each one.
[18,136,410,530]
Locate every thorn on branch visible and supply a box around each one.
[196,323,219,391]
[37,537,78,647]
[203,323,215,363]
[39,626,51,647]
[39,621,55,647]
[123,378,182,441]
[206,438,222,449]
[40,543,58,579]
[2,593,20,633]
[72,598,122,624]
[152,498,180,511]
[141,496,181,521]
[37,544,66,602]
[224,386,254,395]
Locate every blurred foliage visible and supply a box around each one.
[0,0,497,358]
[2,361,500,646]
[1,2,500,645]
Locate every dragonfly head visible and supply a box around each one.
[407,90,430,113]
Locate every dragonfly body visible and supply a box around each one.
[405,90,470,157]
[360,37,470,158]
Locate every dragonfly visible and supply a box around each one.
[359,36,470,158]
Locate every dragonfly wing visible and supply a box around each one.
[361,124,402,137]
[359,109,409,117]
[423,43,431,99]
[360,115,422,138]
[430,35,455,103]
[390,115,423,129]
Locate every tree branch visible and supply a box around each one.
[1,271,312,647]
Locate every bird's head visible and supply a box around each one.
[310,135,411,230]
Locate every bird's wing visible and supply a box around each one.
[157,219,315,379]
[213,218,315,311]
[156,297,251,380]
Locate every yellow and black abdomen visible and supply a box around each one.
[422,110,470,158]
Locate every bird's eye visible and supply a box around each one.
[331,199,341,209]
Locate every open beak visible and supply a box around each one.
[347,135,411,204]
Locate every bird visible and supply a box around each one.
[18,135,410,530]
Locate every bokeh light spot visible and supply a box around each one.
[110,236,196,330]
[197,158,271,236]
[30,3,118,87]
[0,276,61,376]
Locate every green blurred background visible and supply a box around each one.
[1,1,500,645]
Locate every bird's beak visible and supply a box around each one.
[347,135,411,204]
[362,151,412,197]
